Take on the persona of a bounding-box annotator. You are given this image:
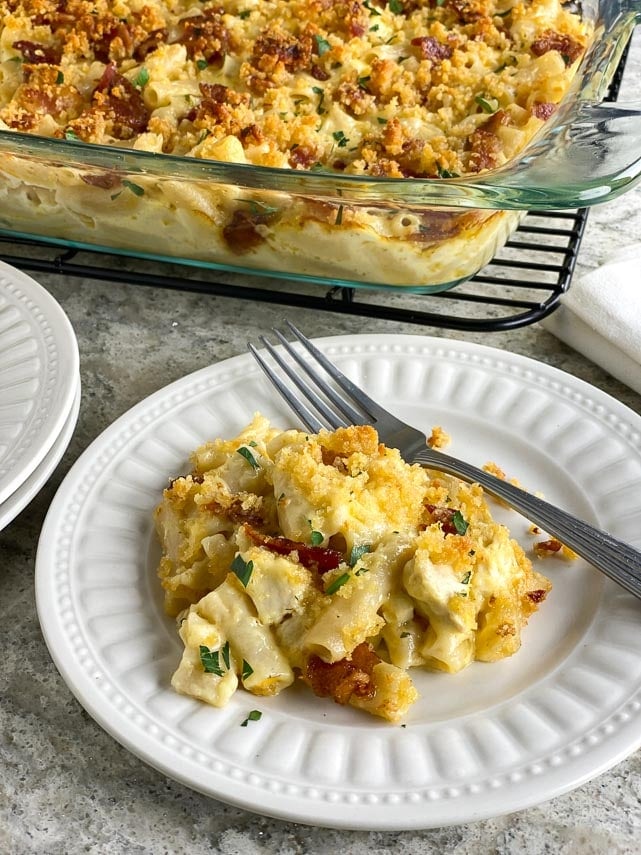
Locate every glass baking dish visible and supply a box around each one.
[0,0,639,293]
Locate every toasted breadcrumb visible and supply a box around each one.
[427,425,451,450]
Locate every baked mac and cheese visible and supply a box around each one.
[0,0,589,287]
[155,416,551,721]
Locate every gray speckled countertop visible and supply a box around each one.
[2,31,641,855]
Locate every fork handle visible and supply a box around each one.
[412,449,641,601]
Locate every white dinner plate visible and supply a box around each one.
[35,335,641,830]
[0,375,80,532]
[0,261,79,505]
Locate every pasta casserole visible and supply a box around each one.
[154,415,551,721]
[0,0,590,287]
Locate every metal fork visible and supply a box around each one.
[248,322,641,601]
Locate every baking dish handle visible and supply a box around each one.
[483,98,641,207]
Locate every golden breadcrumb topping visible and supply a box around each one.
[0,0,589,177]
[154,416,552,721]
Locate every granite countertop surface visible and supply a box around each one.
[2,31,641,855]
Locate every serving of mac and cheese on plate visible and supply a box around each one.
[155,414,551,722]
[0,0,604,288]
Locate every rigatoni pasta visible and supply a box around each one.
[155,415,552,722]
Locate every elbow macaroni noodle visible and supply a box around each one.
[155,416,552,721]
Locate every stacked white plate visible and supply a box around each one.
[0,260,80,532]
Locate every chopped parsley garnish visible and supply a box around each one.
[312,85,326,115]
[460,571,472,585]
[363,0,382,14]
[231,554,254,587]
[221,640,231,670]
[335,204,344,225]
[437,165,460,178]
[452,511,469,535]
[56,71,64,85]
[332,130,349,148]
[238,9,251,18]
[475,94,499,114]
[357,75,371,91]
[196,59,208,70]
[370,23,380,31]
[389,0,404,12]
[237,445,259,470]
[248,440,258,447]
[242,659,254,680]
[348,544,371,566]
[244,200,279,217]
[199,645,225,676]
[310,530,324,546]
[241,709,262,726]
[64,129,79,140]
[326,572,350,595]
[110,180,145,200]
[377,116,388,124]
[123,180,145,196]
[436,0,445,5]
[133,67,149,88]
[314,34,331,55]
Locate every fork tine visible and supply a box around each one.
[285,320,396,425]
[270,329,367,427]
[248,343,323,433]
[258,336,351,430]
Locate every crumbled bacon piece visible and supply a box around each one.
[531,30,584,64]
[244,524,342,572]
[423,503,462,535]
[532,101,556,120]
[239,123,264,146]
[447,0,491,22]
[222,210,270,251]
[304,643,379,705]
[133,28,168,60]
[256,26,313,72]
[311,64,330,81]
[89,63,150,138]
[200,83,249,107]
[12,40,62,64]
[526,588,548,603]
[93,20,134,63]
[533,539,563,558]
[177,9,229,65]
[288,144,319,169]
[345,0,368,37]
[8,64,83,124]
[81,172,121,189]
[335,80,375,117]
[205,499,264,527]
[467,111,510,171]
[411,36,452,62]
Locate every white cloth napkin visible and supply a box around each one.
[542,245,641,396]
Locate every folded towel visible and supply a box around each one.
[542,245,641,396]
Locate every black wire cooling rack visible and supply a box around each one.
[0,45,629,332]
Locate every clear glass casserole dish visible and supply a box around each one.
[0,0,639,293]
